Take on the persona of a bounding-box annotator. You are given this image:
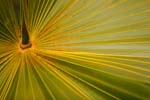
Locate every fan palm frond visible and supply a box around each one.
[0,0,150,100]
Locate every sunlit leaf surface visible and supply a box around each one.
[0,0,150,100]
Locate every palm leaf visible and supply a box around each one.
[0,0,150,100]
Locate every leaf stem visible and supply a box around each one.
[22,21,29,44]
[20,20,32,49]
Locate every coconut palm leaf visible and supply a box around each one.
[0,0,150,100]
